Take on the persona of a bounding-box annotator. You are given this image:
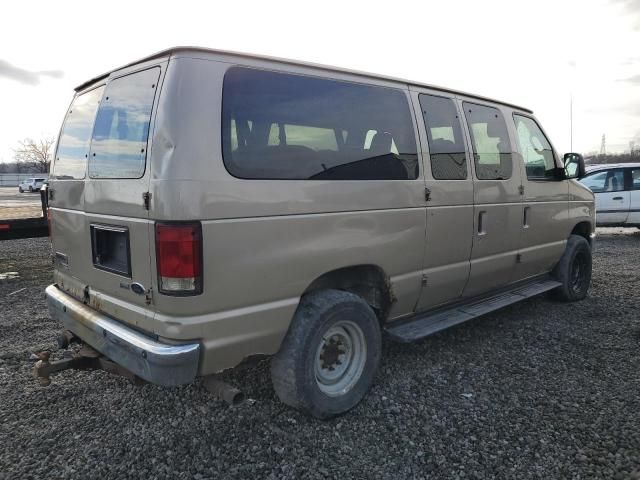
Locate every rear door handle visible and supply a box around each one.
[612,196,623,200]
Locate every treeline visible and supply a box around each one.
[0,161,48,174]
[3,151,638,172]
[585,152,640,165]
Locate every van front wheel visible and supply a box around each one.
[552,234,592,302]
[270,289,381,419]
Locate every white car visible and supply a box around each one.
[18,177,47,193]
[580,163,640,227]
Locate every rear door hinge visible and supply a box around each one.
[425,187,432,202]
[145,287,153,305]
[142,192,151,210]
[518,185,525,195]
[421,274,428,286]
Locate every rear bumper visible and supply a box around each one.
[45,284,200,386]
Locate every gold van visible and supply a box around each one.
[45,47,594,418]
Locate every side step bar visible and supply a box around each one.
[385,277,561,343]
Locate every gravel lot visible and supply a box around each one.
[1,231,639,479]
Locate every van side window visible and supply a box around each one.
[419,94,467,180]
[513,115,557,180]
[463,102,512,180]
[53,86,105,180]
[88,67,160,179]
[222,67,419,180]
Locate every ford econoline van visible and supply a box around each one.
[44,47,595,418]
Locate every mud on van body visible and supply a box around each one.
[45,47,594,418]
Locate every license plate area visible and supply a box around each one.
[90,224,131,277]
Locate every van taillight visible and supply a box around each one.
[155,222,203,295]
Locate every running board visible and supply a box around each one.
[385,278,561,343]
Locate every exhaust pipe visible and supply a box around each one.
[203,376,245,406]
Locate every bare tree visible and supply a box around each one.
[13,138,55,173]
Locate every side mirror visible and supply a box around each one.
[563,152,586,179]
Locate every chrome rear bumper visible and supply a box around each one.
[45,284,200,386]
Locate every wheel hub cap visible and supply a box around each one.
[315,321,367,397]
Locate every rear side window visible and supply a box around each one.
[463,102,512,180]
[53,86,104,180]
[419,94,467,180]
[514,115,557,180]
[222,67,418,180]
[88,67,160,179]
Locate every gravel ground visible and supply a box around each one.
[1,231,639,479]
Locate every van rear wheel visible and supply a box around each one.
[270,289,381,419]
[552,234,592,302]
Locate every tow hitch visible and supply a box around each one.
[33,330,143,386]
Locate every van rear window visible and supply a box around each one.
[222,67,418,180]
[53,86,104,180]
[88,68,160,179]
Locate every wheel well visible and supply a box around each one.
[302,265,394,321]
[571,221,593,246]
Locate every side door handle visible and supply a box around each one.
[523,206,530,228]
[478,211,487,236]
[612,196,623,200]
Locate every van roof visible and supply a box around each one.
[75,46,534,114]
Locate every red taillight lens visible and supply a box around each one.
[155,222,202,295]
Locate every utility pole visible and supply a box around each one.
[570,95,573,152]
[600,134,606,155]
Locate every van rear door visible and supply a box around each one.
[51,64,164,330]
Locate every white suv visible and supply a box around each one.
[18,177,46,193]
[580,163,640,227]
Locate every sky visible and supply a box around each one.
[1,0,639,163]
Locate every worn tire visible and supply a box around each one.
[270,289,381,419]
[18,187,23,193]
[551,234,592,302]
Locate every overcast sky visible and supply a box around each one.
[1,0,639,163]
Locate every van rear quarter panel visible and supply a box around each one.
[149,56,426,373]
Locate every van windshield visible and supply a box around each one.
[88,67,159,179]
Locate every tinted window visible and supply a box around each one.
[581,170,624,193]
[419,94,467,180]
[53,86,104,180]
[514,115,557,180]
[222,67,418,180]
[463,102,512,180]
[88,68,160,179]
